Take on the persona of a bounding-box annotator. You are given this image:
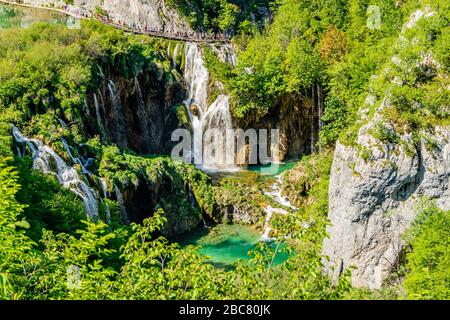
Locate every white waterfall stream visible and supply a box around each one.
[57,117,67,128]
[100,178,111,222]
[93,92,107,140]
[107,80,126,147]
[12,125,99,219]
[183,42,237,172]
[114,184,129,225]
[61,138,93,175]
[262,175,295,241]
[134,77,150,148]
[172,43,181,68]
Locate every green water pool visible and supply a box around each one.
[247,161,298,176]
[177,224,289,268]
[0,3,78,30]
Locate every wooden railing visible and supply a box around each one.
[99,17,230,43]
[0,0,230,43]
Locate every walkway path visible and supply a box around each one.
[0,0,230,43]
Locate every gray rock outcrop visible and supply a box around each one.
[322,7,450,289]
[323,124,450,289]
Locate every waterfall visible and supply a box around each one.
[57,117,67,128]
[266,176,296,208]
[172,43,181,68]
[107,80,126,147]
[94,92,107,141]
[210,44,237,67]
[61,138,93,175]
[261,175,295,241]
[318,84,323,132]
[114,184,129,225]
[134,77,150,150]
[202,95,235,170]
[83,97,89,117]
[310,84,324,153]
[183,43,236,171]
[12,125,99,219]
[16,146,22,158]
[100,178,111,222]
[184,43,209,116]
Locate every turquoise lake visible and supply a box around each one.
[177,224,290,268]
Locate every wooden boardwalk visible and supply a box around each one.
[103,19,230,43]
[0,0,230,43]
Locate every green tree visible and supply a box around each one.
[404,206,450,300]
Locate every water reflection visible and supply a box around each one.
[0,3,80,30]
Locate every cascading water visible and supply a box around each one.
[210,44,237,67]
[171,43,181,69]
[114,184,129,225]
[107,80,126,147]
[61,138,93,175]
[57,117,67,128]
[100,178,111,222]
[262,175,295,241]
[12,125,99,219]
[134,77,150,151]
[310,84,324,153]
[183,42,236,171]
[94,92,107,141]
[202,94,235,170]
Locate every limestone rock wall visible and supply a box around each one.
[16,0,191,33]
[323,124,450,289]
[322,7,450,289]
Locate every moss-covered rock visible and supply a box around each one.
[98,146,216,236]
[213,172,266,226]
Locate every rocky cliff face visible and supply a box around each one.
[118,168,204,237]
[322,7,450,289]
[323,124,450,289]
[234,90,322,163]
[18,0,191,33]
[85,72,186,155]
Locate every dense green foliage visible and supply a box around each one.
[0,145,351,299]
[98,145,215,231]
[220,0,406,126]
[166,0,274,32]
[205,0,448,152]
[0,0,449,301]
[0,17,353,300]
[403,205,450,299]
[340,0,450,148]
[0,20,175,128]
